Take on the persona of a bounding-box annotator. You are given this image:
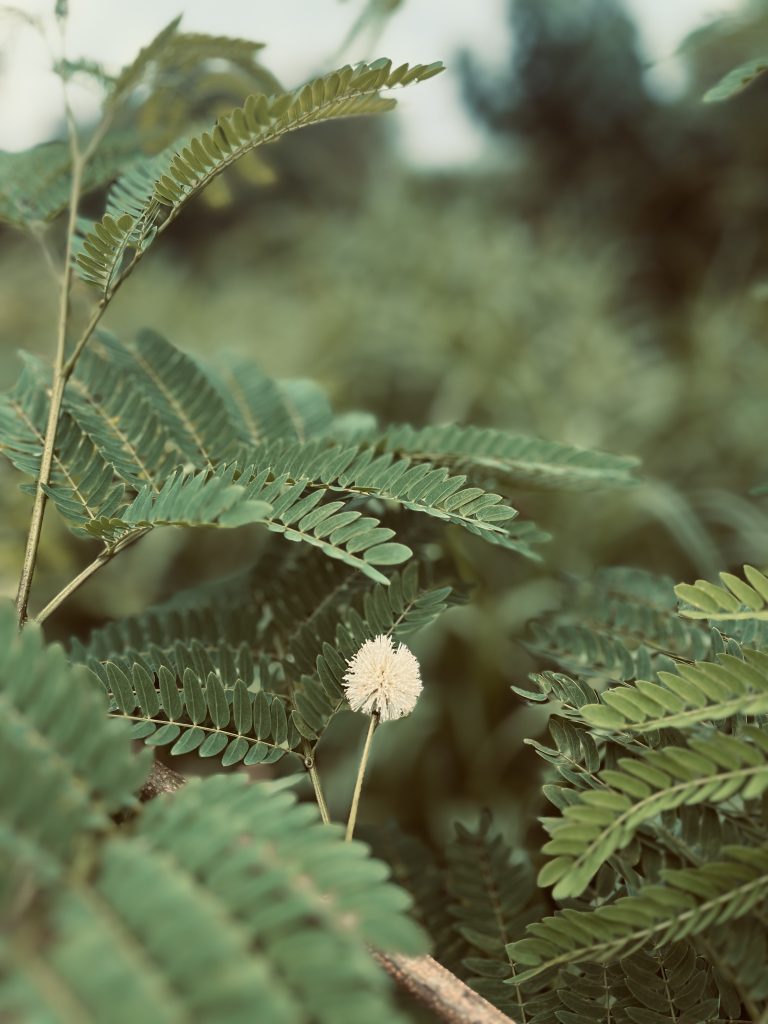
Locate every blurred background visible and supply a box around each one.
[2,0,768,847]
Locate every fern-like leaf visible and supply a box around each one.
[2,775,426,1024]
[380,423,640,490]
[0,356,125,534]
[581,647,768,733]
[509,846,768,984]
[539,726,768,899]
[444,811,544,1016]
[676,564,768,621]
[75,59,443,289]
[527,567,711,684]
[251,438,544,559]
[88,658,301,768]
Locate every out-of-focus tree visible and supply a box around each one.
[462,0,768,310]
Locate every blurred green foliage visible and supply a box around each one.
[2,0,768,861]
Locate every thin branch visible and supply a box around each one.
[15,88,83,627]
[34,549,111,625]
[33,528,149,625]
[140,759,515,1024]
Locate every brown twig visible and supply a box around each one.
[138,759,186,801]
[138,758,516,1024]
[374,951,514,1024]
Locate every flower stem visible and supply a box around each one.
[345,712,378,842]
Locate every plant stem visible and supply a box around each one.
[303,747,331,826]
[345,712,378,841]
[33,528,151,625]
[13,74,116,627]
[15,98,83,627]
[34,549,111,625]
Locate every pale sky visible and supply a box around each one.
[0,0,745,166]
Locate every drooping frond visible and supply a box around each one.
[580,647,768,733]
[538,726,768,900]
[250,438,544,559]
[508,846,768,984]
[676,564,768,621]
[75,59,444,288]
[88,463,412,584]
[379,423,640,490]
[0,600,148,890]
[3,774,426,1024]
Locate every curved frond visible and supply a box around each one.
[252,438,544,559]
[676,564,768,622]
[581,648,768,733]
[75,59,443,289]
[509,846,768,984]
[539,727,768,900]
[88,463,411,585]
[380,423,640,490]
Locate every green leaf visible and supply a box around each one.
[508,846,768,984]
[0,600,148,891]
[703,57,768,102]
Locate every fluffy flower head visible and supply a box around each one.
[343,634,422,722]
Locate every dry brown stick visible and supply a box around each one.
[374,951,515,1024]
[138,759,187,801]
[138,759,517,1024]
